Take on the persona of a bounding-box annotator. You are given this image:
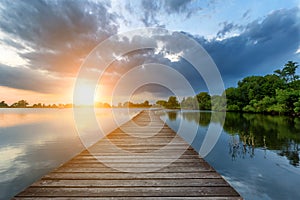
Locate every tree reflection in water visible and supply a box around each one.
[223,112,300,167]
[167,111,178,121]
[161,110,300,167]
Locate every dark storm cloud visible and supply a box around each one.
[123,7,300,92]
[216,22,242,38]
[199,8,300,86]
[140,0,161,27]
[99,41,208,96]
[164,0,195,14]
[0,64,69,93]
[98,6,300,96]
[0,0,118,74]
[137,0,201,26]
[0,0,298,96]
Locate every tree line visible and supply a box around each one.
[0,100,73,108]
[0,100,152,109]
[157,61,300,115]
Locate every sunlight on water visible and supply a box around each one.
[0,108,140,200]
[0,109,56,128]
[1,108,299,200]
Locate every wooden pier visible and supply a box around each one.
[14,110,242,199]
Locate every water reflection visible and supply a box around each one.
[225,112,300,167]
[167,111,177,121]
[0,108,57,128]
[0,108,141,200]
[174,111,300,167]
[228,134,255,160]
[160,110,300,200]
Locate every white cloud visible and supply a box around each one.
[0,44,27,67]
[164,51,184,62]
[0,31,29,67]
[155,40,183,62]
[112,52,129,62]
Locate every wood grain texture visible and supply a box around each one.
[14,110,242,199]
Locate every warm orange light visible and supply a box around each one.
[0,86,72,105]
[73,81,96,106]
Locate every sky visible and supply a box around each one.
[0,0,299,105]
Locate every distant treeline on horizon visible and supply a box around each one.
[0,100,154,109]
[1,61,299,115]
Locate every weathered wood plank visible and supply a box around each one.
[31,178,228,187]
[79,151,198,155]
[42,172,221,179]
[17,187,240,197]
[14,110,242,199]
[53,166,214,173]
[14,197,243,200]
[59,162,209,167]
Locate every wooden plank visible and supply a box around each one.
[60,162,210,167]
[17,187,239,197]
[14,197,243,200]
[72,155,202,159]
[31,178,228,187]
[42,172,221,179]
[14,110,242,199]
[79,151,198,155]
[53,166,214,173]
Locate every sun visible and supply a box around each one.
[73,81,96,106]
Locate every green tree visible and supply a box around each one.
[293,100,300,113]
[143,100,149,107]
[181,96,198,109]
[211,95,226,111]
[0,101,8,108]
[275,89,300,113]
[274,61,299,83]
[284,61,299,82]
[225,87,241,111]
[11,100,29,108]
[196,92,211,110]
[243,97,276,113]
[237,76,265,108]
[156,100,167,107]
[166,96,179,109]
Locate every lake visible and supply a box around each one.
[159,110,300,200]
[0,108,299,199]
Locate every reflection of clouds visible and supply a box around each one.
[222,175,272,200]
[0,108,142,198]
[0,109,60,128]
[0,146,27,182]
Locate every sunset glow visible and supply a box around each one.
[73,81,96,106]
[0,0,298,106]
[0,1,300,200]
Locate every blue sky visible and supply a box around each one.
[0,0,299,104]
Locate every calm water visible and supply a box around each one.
[159,110,300,200]
[0,108,141,200]
[0,109,300,199]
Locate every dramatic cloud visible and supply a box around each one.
[0,0,298,100]
[104,7,300,95]
[216,22,243,38]
[0,64,72,93]
[200,8,300,86]
[0,0,118,75]
[126,0,202,27]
